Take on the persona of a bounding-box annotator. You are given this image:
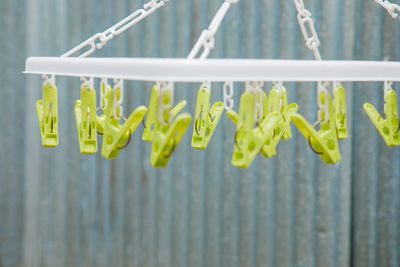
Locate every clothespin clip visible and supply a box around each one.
[291,83,341,164]
[333,82,348,140]
[227,90,282,169]
[36,75,59,147]
[364,81,400,146]
[192,82,224,149]
[149,82,192,167]
[74,77,97,154]
[261,82,299,158]
[100,79,148,159]
[142,84,187,142]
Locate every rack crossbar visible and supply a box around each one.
[25,57,400,82]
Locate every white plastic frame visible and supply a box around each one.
[25,57,400,82]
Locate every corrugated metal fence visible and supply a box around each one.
[0,0,399,266]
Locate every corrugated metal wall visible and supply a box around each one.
[0,0,399,266]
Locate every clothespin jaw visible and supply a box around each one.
[151,113,192,167]
[228,92,281,168]
[191,87,224,149]
[260,87,298,158]
[36,82,59,147]
[143,85,187,142]
[101,89,148,159]
[364,89,400,147]
[334,85,348,140]
[74,86,97,154]
[147,82,192,167]
[292,92,341,164]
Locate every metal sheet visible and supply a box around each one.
[0,0,398,267]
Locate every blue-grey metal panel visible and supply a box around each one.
[0,0,399,267]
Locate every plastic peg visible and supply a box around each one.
[227,92,281,169]
[74,86,97,154]
[36,83,59,147]
[192,87,224,149]
[292,92,341,164]
[364,89,400,147]
[101,88,147,159]
[334,85,348,140]
[143,84,187,142]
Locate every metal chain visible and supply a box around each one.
[374,0,400,18]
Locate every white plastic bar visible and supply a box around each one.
[25,57,400,82]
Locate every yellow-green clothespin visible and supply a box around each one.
[261,85,299,158]
[364,82,400,147]
[192,84,224,149]
[100,80,148,159]
[74,84,97,154]
[334,83,348,140]
[143,85,187,142]
[292,86,341,164]
[150,82,192,168]
[36,75,59,147]
[227,92,281,169]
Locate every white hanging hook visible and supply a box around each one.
[201,81,211,90]
[42,74,56,86]
[245,81,264,122]
[80,77,94,90]
[223,81,234,110]
[317,81,330,123]
[112,78,124,119]
[100,78,110,110]
[158,81,174,125]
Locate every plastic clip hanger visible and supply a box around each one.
[148,83,192,168]
[100,83,148,159]
[334,84,348,140]
[364,83,400,146]
[291,90,341,164]
[36,75,59,147]
[192,85,224,149]
[74,84,97,154]
[227,92,281,168]
[142,85,187,142]
[261,86,299,158]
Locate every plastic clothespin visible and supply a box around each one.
[142,85,187,142]
[227,92,281,169]
[100,86,148,159]
[149,84,192,168]
[36,76,59,147]
[291,91,341,164]
[261,86,299,158]
[334,83,348,140]
[364,84,400,147]
[191,85,224,149]
[74,85,97,154]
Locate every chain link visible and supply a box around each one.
[245,81,264,122]
[223,81,234,110]
[187,0,239,60]
[374,0,400,18]
[113,79,124,119]
[294,0,332,122]
[62,0,168,58]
